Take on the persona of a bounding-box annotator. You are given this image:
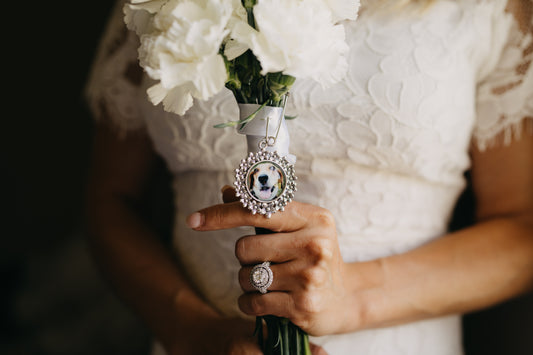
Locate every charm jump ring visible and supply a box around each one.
[250,261,273,294]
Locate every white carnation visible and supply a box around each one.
[124,0,360,115]
[228,0,350,87]
[125,0,234,115]
[123,0,167,35]
[222,0,249,58]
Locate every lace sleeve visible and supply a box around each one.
[84,0,146,134]
[474,0,533,151]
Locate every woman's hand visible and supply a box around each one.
[186,187,359,337]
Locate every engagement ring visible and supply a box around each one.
[250,261,273,294]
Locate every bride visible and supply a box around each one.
[84,0,533,354]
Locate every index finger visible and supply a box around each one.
[186,200,308,232]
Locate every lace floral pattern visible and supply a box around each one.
[475,0,533,150]
[85,1,533,354]
[84,0,146,134]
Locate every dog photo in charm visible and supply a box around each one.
[247,161,285,202]
[234,149,297,218]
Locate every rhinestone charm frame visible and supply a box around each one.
[234,147,297,219]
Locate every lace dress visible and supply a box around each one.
[85,1,533,354]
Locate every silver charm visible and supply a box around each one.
[234,101,296,218]
[234,143,297,219]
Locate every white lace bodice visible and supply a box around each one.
[85,1,533,354]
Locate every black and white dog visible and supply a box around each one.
[249,162,283,201]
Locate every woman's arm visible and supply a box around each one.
[85,124,259,354]
[189,126,533,336]
[355,127,533,330]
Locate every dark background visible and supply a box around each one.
[3,1,532,354]
[3,1,152,354]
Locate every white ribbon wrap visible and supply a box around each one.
[237,104,296,164]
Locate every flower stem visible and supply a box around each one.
[258,316,310,355]
[256,228,310,355]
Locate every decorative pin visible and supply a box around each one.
[234,105,297,218]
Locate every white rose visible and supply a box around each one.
[227,0,350,87]
[126,0,234,115]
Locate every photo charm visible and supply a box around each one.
[248,160,285,202]
[234,144,297,219]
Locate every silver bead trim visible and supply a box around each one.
[234,148,297,218]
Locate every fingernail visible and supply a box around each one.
[186,212,204,229]
[221,185,232,193]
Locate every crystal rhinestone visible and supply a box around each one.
[252,268,268,284]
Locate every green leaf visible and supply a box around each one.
[212,121,238,128]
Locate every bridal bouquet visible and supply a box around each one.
[124,0,359,353]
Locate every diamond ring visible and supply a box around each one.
[250,261,273,294]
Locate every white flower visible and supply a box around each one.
[222,0,249,59]
[124,0,167,35]
[227,0,350,87]
[124,0,360,115]
[228,0,247,28]
[125,0,234,115]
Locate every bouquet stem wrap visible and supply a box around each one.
[237,103,310,355]
[237,103,291,158]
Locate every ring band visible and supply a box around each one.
[250,261,273,294]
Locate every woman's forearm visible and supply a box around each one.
[85,126,261,354]
[85,125,222,350]
[86,192,222,349]
[351,212,533,330]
